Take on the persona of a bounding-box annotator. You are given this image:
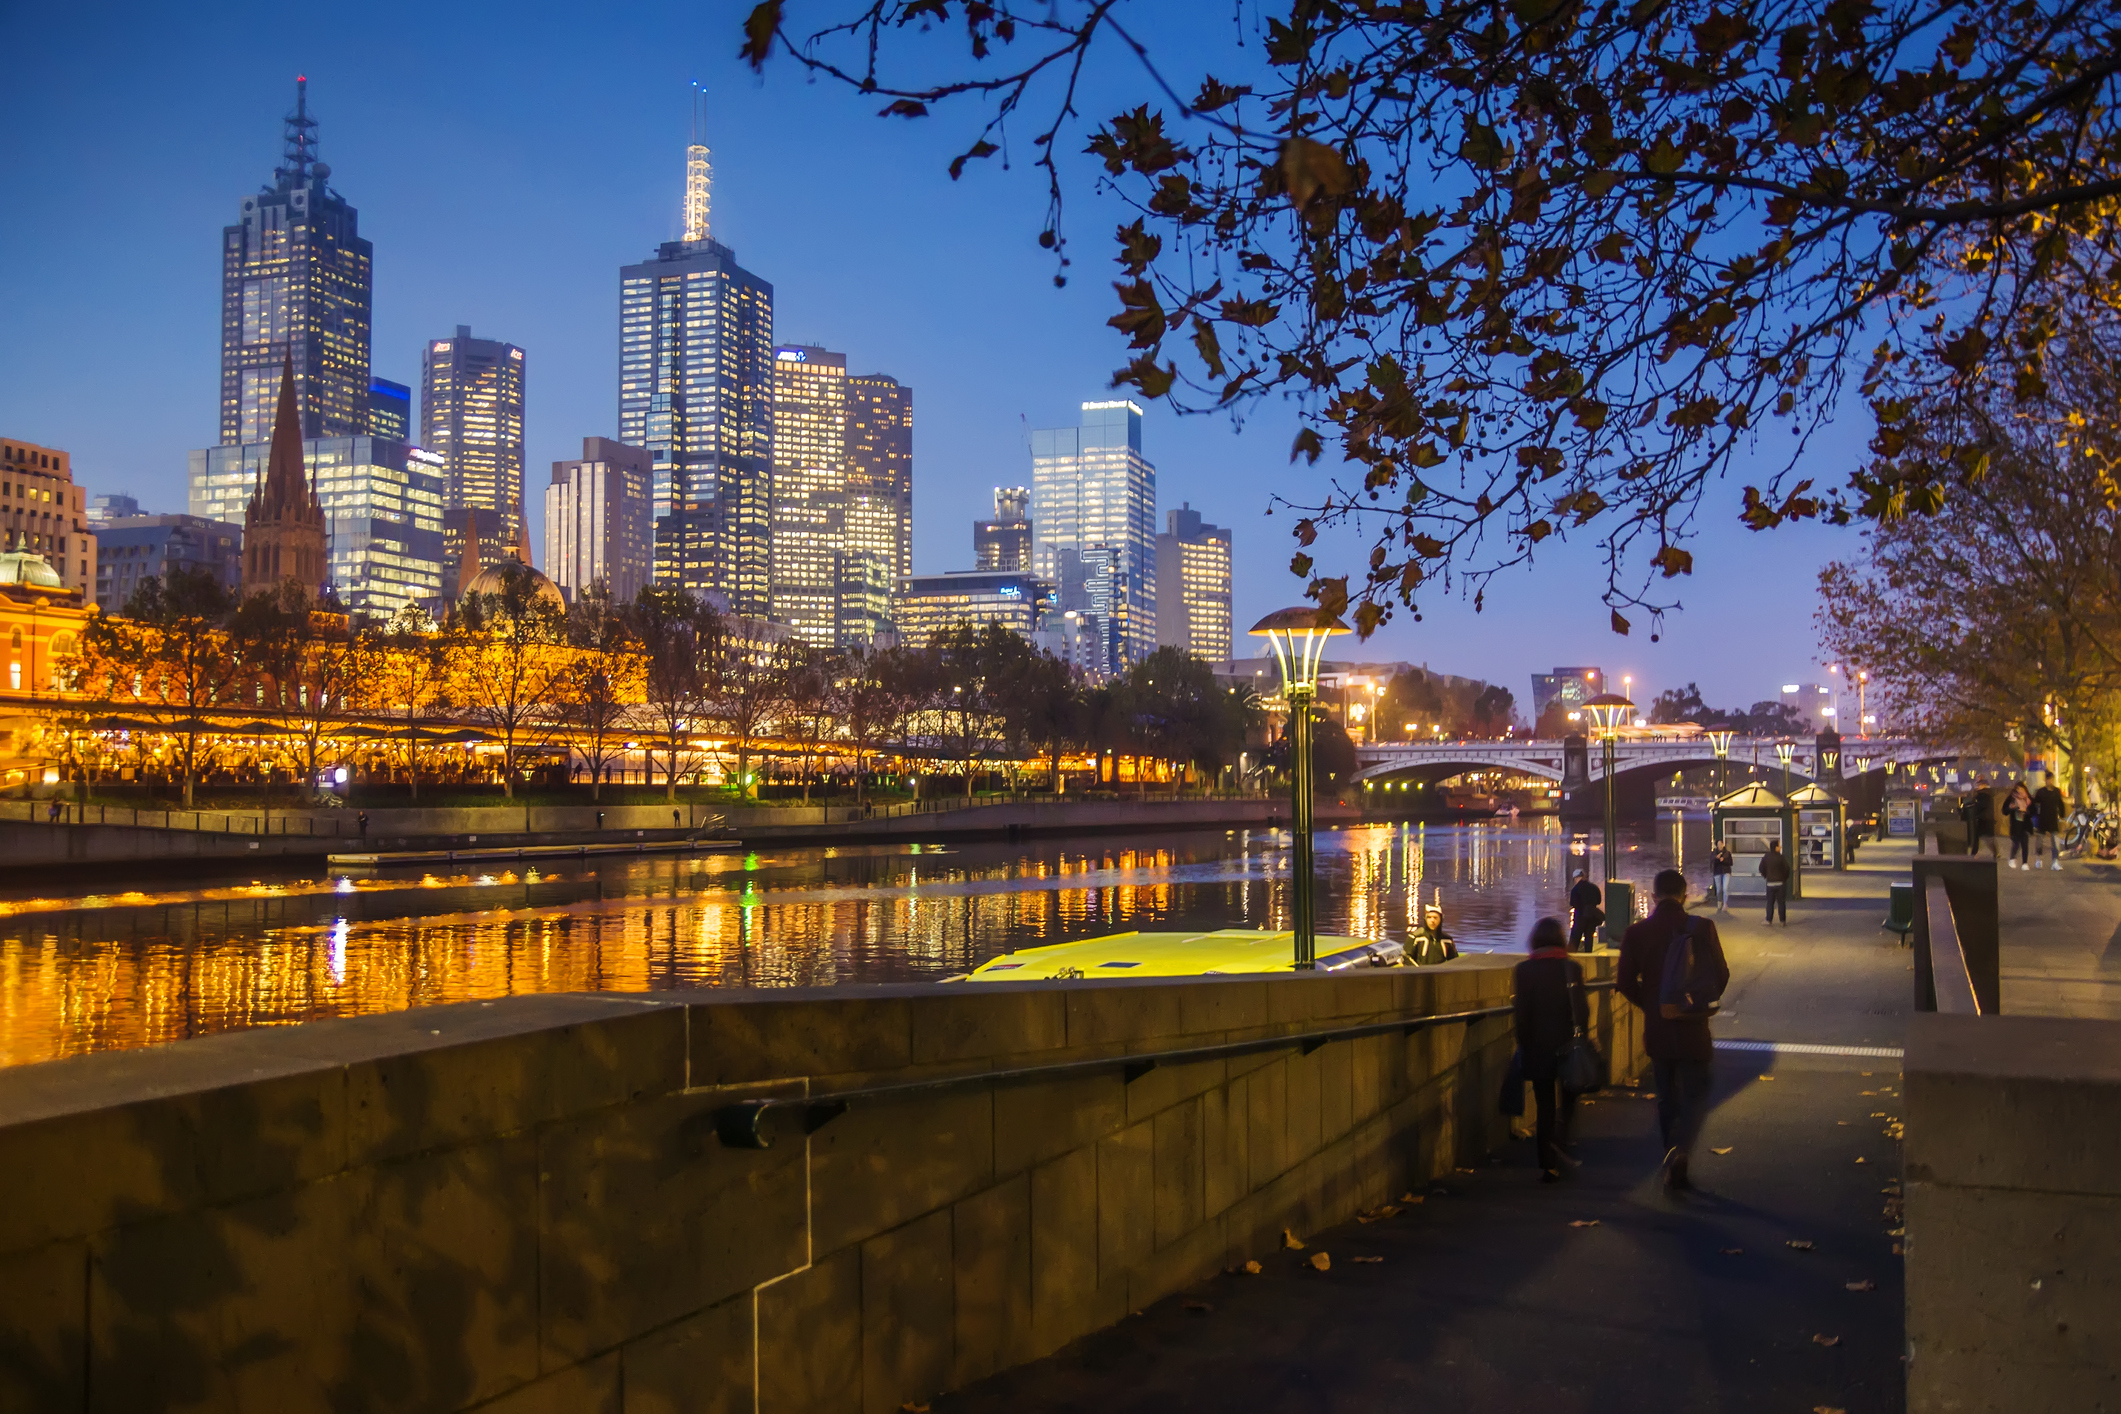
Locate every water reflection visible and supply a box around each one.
[0,818,1701,1067]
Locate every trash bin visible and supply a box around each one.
[1602,879,1635,947]
[1884,881,1915,944]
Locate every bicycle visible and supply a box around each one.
[2063,807,2120,858]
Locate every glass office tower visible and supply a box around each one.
[770,345,847,646]
[617,140,775,614]
[367,377,411,441]
[422,326,527,573]
[1029,400,1157,676]
[1155,503,1233,661]
[312,442,447,618]
[219,79,372,444]
[843,373,912,646]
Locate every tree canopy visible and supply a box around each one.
[744,0,2121,634]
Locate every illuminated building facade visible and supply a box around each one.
[219,79,372,445]
[1529,667,1606,724]
[1030,400,1156,676]
[95,515,243,613]
[975,486,1031,572]
[1155,502,1232,661]
[545,437,653,605]
[897,570,1052,646]
[770,345,847,646]
[0,438,96,599]
[844,373,912,645]
[367,377,411,441]
[422,326,527,573]
[313,443,446,619]
[618,133,774,613]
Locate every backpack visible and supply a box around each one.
[1659,918,1725,1020]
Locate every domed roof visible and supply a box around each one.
[0,551,63,589]
[460,558,566,611]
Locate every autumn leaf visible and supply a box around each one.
[1568,1219,1601,1228]
[1459,121,1509,169]
[1291,428,1324,464]
[1282,1228,1306,1250]
[1308,1252,1332,1271]
[1710,1146,1733,1155]
[1610,609,1631,635]
[1242,1260,1262,1274]
[1278,137,1354,210]
[1845,1279,1876,1291]
[1350,1255,1384,1263]
[1812,1333,1841,1347]
[739,0,782,68]
[1787,1239,1814,1251]
[948,141,998,179]
[879,98,929,118]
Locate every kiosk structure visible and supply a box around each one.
[1789,782,1849,871]
[1712,783,1798,899]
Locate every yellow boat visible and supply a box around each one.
[951,929,1407,981]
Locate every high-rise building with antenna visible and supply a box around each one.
[618,101,774,612]
[218,78,373,444]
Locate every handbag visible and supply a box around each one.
[1557,1031,1607,1096]
[1498,1048,1526,1116]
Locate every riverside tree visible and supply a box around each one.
[627,583,714,800]
[743,0,2121,632]
[563,583,641,802]
[455,562,571,798]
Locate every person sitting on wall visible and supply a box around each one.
[1409,904,1459,965]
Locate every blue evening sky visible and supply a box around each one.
[0,0,1869,713]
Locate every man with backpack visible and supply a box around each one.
[1616,868,1730,1196]
[1567,872,1603,952]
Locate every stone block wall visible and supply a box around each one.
[0,959,1641,1412]
[1905,1012,2121,1411]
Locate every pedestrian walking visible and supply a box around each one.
[1969,778,1999,860]
[1708,840,1734,912]
[1759,840,1791,924]
[1514,916,1589,1182]
[1567,872,1604,952]
[1616,868,1730,1196]
[2005,781,2032,868]
[1409,904,1459,966]
[357,811,369,844]
[2033,776,2068,869]
[45,799,61,826]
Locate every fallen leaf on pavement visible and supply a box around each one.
[1759,1075,1776,1081]
[1892,1243,1903,1256]
[1846,1280,1876,1292]
[1721,1247,1744,1255]
[901,1404,930,1413]
[1400,1193,1423,1203]
[1308,1252,1331,1272]
[1569,1219,1601,1228]
[1837,1121,1849,1126]
[1817,1407,1849,1414]
[1855,1157,1868,1164]
[1282,1229,1306,1250]
[1242,1260,1262,1274]
[1813,1333,1841,1347]
[1871,1111,1889,1118]
[1787,1239,1815,1251]
[1455,1167,1477,1174]
[1184,1300,1213,1313]
[1350,1255,1384,1264]
[1711,1146,1734,1155]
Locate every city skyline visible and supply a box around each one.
[0,4,1868,703]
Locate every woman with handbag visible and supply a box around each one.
[1514,916,1592,1182]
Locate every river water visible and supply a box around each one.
[0,817,1706,1068]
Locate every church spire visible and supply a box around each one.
[243,352,328,596]
[683,82,712,243]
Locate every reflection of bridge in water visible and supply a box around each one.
[1351,734,1947,803]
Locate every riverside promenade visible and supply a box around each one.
[943,846,1931,1414]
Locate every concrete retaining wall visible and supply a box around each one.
[0,959,1641,1412]
[1905,1013,2121,1411]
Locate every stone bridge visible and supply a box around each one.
[1351,734,1944,793]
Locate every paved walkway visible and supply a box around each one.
[945,846,1929,1414]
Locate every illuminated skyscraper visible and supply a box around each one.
[770,345,847,646]
[975,487,1031,572]
[545,438,653,606]
[1030,400,1157,676]
[366,377,411,441]
[843,373,912,646]
[422,326,527,574]
[1156,503,1232,661]
[618,126,774,613]
[219,78,372,444]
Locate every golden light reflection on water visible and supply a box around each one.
[0,820,1705,1068]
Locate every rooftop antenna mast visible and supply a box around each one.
[683,82,712,243]
[279,75,319,186]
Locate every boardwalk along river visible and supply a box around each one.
[0,818,1703,1067]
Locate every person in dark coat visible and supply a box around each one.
[1567,872,1603,952]
[1758,840,1791,924]
[1968,778,1998,860]
[1708,841,1734,912]
[2033,777,2068,869]
[1408,905,1459,965]
[1514,916,1590,1181]
[1616,868,1730,1195]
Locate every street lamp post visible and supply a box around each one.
[1251,607,1352,968]
[1583,693,1636,889]
[1708,727,1735,800]
[1776,739,1795,797]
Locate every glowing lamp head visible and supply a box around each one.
[1706,727,1735,758]
[1581,693,1635,735]
[1775,740,1795,766]
[1248,607,1351,697]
